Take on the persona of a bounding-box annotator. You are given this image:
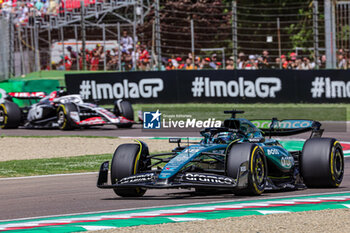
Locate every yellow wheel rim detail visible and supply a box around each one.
[0,104,8,128]
[331,141,342,186]
[133,140,144,194]
[250,146,264,194]
[57,105,67,129]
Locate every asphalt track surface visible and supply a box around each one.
[0,124,203,138]
[1,123,350,140]
[0,125,350,221]
[0,158,350,221]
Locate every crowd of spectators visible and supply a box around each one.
[1,0,62,25]
[55,40,345,72]
[164,49,350,71]
[1,2,348,71]
[164,50,323,71]
[233,49,350,70]
[55,40,227,72]
[2,1,350,71]
[50,30,350,71]
[53,30,153,71]
[0,0,99,25]
[235,50,320,70]
[3,1,350,72]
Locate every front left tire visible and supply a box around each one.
[111,143,149,197]
[226,143,267,195]
[0,101,21,129]
[57,103,78,130]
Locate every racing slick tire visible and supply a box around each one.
[0,101,21,129]
[115,100,134,128]
[57,103,78,130]
[111,143,149,197]
[301,138,344,188]
[226,143,267,196]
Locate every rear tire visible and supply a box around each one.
[0,101,21,129]
[301,138,344,188]
[226,143,267,196]
[119,100,134,120]
[115,100,134,128]
[57,103,78,130]
[111,143,148,197]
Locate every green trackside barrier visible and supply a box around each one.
[0,79,59,107]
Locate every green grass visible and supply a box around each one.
[0,154,112,177]
[12,70,119,86]
[0,152,167,178]
[0,135,118,139]
[116,103,350,121]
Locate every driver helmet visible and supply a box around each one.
[216,132,234,144]
[57,89,67,97]
[240,125,248,133]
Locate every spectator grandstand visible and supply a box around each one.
[1,0,84,21]
[0,0,349,77]
[54,46,332,71]
[0,0,100,26]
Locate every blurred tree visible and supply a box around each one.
[137,0,320,59]
[137,0,232,57]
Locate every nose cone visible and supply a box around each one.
[159,165,177,179]
[154,178,170,185]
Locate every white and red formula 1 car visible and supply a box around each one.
[0,87,136,130]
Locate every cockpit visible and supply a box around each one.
[224,118,263,138]
[213,131,244,144]
[201,118,264,144]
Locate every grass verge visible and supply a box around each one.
[12,70,118,86]
[0,152,166,178]
[0,154,112,177]
[0,135,118,139]
[120,103,350,121]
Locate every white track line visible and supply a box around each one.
[1,190,350,223]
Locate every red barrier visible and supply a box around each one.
[65,0,96,10]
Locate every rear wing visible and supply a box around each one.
[250,119,323,137]
[7,92,46,100]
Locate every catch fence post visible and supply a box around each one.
[81,0,87,70]
[313,0,319,69]
[232,1,237,69]
[155,0,161,70]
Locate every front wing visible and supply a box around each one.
[74,104,134,126]
[97,161,249,190]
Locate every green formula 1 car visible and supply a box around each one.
[97,110,344,197]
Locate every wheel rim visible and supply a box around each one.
[253,150,266,189]
[333,147,344,182]
[0,109,4,123]
[57,110,65,126]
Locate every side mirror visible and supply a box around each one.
[248,138,265,143]
[169,138,181,144]
[169,138,181,148]
[270,117,279,130]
